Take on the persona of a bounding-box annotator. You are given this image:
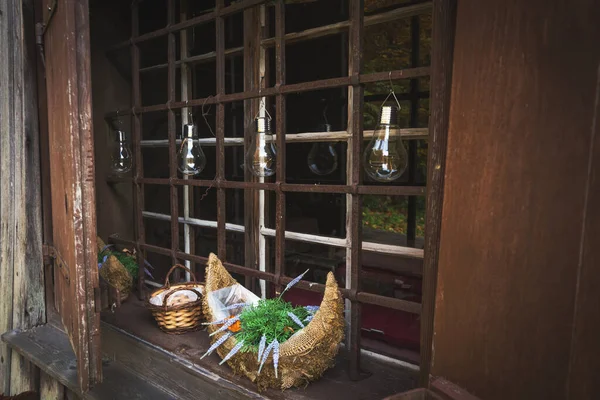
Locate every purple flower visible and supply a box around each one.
[272,340,280,378]
[279,269,309,298]
[257,334,267,362]
[258,340,276,374]
[224,302,251,311]
[304,305,320,313]
[144,259,155,270]
[203,316,233,326]
[304,314,314,323]
[200,331,232,359]
[144,267,155,279]
[209,316,240,336]
[287,312,305,328]
[219,339,245,365]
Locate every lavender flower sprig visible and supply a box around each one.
[287,312,305,328]
[304,305,320,313]
[258,340,276,374]
[200,332,232,359]
[304,314,314,323]
[219,339,245,365]
[209,316,240,336]
[202,316,233,326]
[272,340,280,378]
[257,334,267,362]
[278,269,309,299]
[224,302,251,311]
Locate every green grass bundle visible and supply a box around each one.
[237,298,309,352]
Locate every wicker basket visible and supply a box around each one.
[203,253,345,391]
[146,264,205,334]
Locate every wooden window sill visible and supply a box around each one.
[1,324,174,399]
[100,297,419,400]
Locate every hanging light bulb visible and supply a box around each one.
[307,124,338,175]
[363,104,408,182]
[110,130,133,175]
[245,116,276,177]
[178,122,207,176]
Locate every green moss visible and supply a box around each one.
[236,298,309,351]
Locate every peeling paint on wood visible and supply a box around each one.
[42,0,101,392]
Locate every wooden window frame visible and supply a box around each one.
[99,0,454,382]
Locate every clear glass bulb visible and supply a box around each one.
[307,124,338,175]
[178,123,206,176]
[363,105,408,182]
[245,117,276,177]
[110,130,132,175]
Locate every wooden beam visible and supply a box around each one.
[40,372,65,400]
[1,0,45,395]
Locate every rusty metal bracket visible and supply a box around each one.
[43,244,70,284]
[35,0,58,69]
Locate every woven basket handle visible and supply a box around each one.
[162,287,203,308]
[164,264,197,288]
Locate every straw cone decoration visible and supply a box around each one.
[99,255,133,299]
[203,253,344,390]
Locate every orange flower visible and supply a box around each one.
[225,315,242,333]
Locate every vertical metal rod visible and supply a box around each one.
[274,0,286,294]
[407,15,420,248]
[167,0,180,276]
[216,0,227,261]
[420,0,457,388]
[131,1,146,299]
[180,0,194,281]
[257,5,268,298]
[243,7,260,293]
[347,0,365,380]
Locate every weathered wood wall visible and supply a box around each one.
[0,0,46,396]
[431,0,600,399]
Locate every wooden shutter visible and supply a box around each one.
[42,0,101,392]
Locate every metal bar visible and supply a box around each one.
[260,227,424,259]
[347,0,365,380]
[139,46,244,73]
[167,0,180,279]
[108,235,422,315]
[138,127,430,147]
[261,2,432,47]
[420,0,457,388]
[104,67,431,118]
[107,0,267,51]
[130,1,146,300]
[216,0,227,261]
[274,0,286,294]
[407,15,421,248]
[243,6,261,295]
[257,5,268,299]
[142,211,245,232]
[180,0,194,281]
[113,176,427,195]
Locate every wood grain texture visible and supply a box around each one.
[566,65,600,400]
[1,0,45,394]
[0,0,17,390]
[431,1,600,399]
[419,0,456,387]
[43,0,101,391]
[40,372,65,400]
[2,325,174,400]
